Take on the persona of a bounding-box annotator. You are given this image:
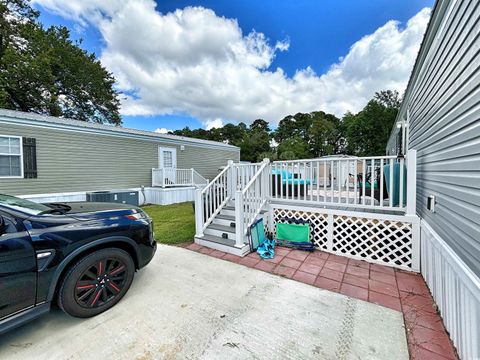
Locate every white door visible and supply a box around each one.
[159,147,177,168]
[159,147,177,184]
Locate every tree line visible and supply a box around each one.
[172,90,401,161]
[0,0,121,125]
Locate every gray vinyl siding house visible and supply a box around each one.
[387,0,480,358]
[0,109,239,198]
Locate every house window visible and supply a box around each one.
[163,151,173,168]
[0,136,22,177]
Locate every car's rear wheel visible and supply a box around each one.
[58,248,135,318]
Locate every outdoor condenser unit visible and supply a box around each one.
[86,190,139,206]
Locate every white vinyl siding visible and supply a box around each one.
[388,0,480,276]
[0,136,22,178]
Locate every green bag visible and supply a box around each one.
[276,222,310,243]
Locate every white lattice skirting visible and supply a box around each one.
[269,204,420,271]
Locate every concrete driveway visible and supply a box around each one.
[0,245,408,359]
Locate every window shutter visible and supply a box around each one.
[23,137,37,178]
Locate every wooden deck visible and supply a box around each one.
[270,198,405,216]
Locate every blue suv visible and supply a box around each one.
[0,194,156,334]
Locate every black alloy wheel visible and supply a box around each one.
[58,248,135,318]
[74,257,128,308]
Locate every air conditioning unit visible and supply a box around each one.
[86,190,139,206]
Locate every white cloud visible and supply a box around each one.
[154,128,172,134]
[34,0,430,125]
[205,118,224,130]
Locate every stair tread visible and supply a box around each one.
[207,223,236,233]
[222,206,268,214]
[216,214,235,220]
[198,234,236,247]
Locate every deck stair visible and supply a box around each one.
[195,201,268,256]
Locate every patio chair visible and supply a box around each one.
[357,169,388,203]
[356,162,406,206]
[271,169,311,197]
[384,162,407,206]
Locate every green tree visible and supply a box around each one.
[0,0,121,124]
[219,122,247,146]
[250,118,270,133]
[276,135,311,160]
[240,120,271,162]
[310,111,344,156]
[344,90,401,156]
[274,112,313,144]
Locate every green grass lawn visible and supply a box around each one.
[142,202,195,245]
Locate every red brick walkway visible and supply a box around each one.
[186,243,458,360]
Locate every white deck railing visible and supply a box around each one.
[235,159,270,247]
[195,161,233,236]
[270,149,416,214]
[152,168,208,187]
[232,163,263,191]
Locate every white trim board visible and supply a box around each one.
[420,219,480,360]
[269,202,419,223]
[0,134,23,179]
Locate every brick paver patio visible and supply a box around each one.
[186,243,458,360]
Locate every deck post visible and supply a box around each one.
[191,168,194,186]
[235,190,244,248]
[262,158,270,200]
[411,217,421,272]
[227,160,235,199]
[326,213,334,251]
[194,188,204,237]
[406,149,417,216]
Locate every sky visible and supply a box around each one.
[33,0,433,133]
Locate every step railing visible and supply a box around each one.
[235,159,270,247]
[192,169,209,186]
[152,168,208,187]
[231,163,263,193]
[270,149,417,214]
[195,161,233,237]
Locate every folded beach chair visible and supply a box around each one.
[275,218,315,251]
[250,218,275,259]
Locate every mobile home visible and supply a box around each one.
[0,109,239,204]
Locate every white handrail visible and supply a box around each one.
[192,169,208,186]
[152,168,208,187]
[272,155,402,164]
[242,161,269,195]
[235,159,270,246]
[201,164,230,194]
[195,161,233,237]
